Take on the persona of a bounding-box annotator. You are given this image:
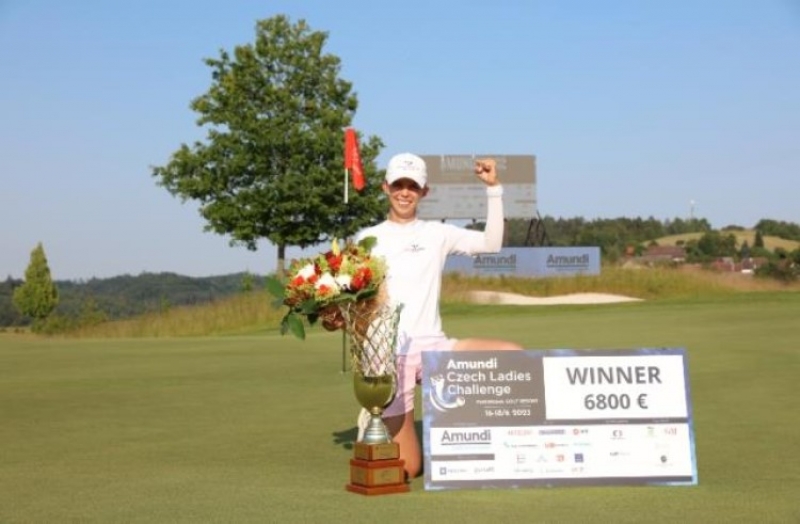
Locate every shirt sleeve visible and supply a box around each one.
[445,185,505,255]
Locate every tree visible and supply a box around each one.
[240,271,255,293]
[696,231,737,259]
[753,229,765,249]
[152,15,385,274]
[0,277,25,326]
[739,240,751,259]
[13,243,59,326]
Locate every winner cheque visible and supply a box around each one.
[421,349,697,491]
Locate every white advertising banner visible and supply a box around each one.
[444,247,601,277]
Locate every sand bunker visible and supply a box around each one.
[469,291,643,306]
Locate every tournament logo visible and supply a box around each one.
[429,373,466,412]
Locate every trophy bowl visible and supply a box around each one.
[353,373,396,444]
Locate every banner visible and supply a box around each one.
[422,348,697,490]
[445,247,601,277]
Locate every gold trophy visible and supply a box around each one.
[339,301,409,495]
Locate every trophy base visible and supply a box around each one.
[353,442,400,461]
[346,458,409,496]
[345,482,410,496]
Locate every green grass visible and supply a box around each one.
[2,293,799,523]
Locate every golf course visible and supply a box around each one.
[2,287,798,523]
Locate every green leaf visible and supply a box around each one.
[358,236,377,252]
[355,288,377,301]
[265,276,286,300]
[286,313,306,340]
[298,299,319,315]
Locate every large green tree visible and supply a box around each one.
[13,243,59,326]
[153,15,385,274]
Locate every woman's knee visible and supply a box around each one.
[495,340,524,350]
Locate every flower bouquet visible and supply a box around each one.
[266,236,387,340]
[267,236,404,448]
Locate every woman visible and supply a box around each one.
[355,152,522,479]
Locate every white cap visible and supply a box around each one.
[385,153,427,188]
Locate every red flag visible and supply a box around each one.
[344,128,365,191]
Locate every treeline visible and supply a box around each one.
[0,272,262,328]
[753,219,800,242]
[503,216,713,256]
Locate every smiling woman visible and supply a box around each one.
[383,153,431,223]
[351,152,523,479]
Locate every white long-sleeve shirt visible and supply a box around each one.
[356,185,504,353]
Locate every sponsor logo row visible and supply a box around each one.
[434,424,684,449]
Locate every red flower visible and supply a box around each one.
[291,275,305,287]
[326,253,343,273]
[350,266,372,291]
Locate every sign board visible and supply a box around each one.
[417,155,536,220]
[422,349,697,490]
[444,247,601,277]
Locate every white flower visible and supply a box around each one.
[315,272,340,294]
[335,274,352,290]
[297,263,316,280]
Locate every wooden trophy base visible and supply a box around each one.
[346,442,410,496]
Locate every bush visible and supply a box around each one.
[754,260,798,283]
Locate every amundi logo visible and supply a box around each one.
[473,254,516,269]
[441,429,492,445]
[546,254,589,268]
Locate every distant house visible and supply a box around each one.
[710,256,769,273]
[740,256,769,274]
[710,257,736,272]
[641,245,686,264]
[621,245,686,268]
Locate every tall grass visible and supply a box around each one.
[69,266,798,338]
[69,290,283,338]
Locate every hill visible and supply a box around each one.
[653,230,800,251]
[0,272,263,327]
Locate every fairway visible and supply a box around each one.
[2,293,798,523]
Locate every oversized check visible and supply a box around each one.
[421,349,697,490]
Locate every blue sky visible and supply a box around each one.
[2,0,798,280]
